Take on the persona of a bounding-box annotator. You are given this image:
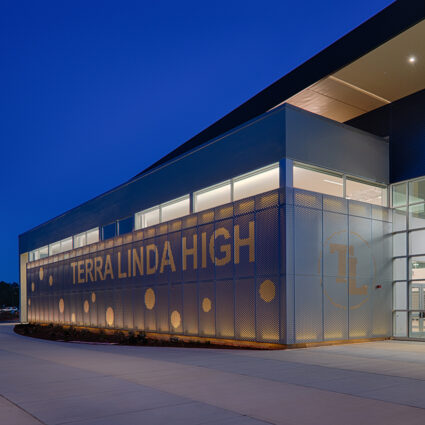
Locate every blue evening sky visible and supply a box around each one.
[0,0,393,282]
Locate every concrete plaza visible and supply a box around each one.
[1,324,425,424]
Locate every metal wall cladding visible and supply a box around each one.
[286,189,393,344]
[215,280,234,338]
[25,187,392,345]
[26,189,283,344]
[323,211,349,341]
[182,282,198,335]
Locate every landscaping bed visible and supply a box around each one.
[14,323,264,349]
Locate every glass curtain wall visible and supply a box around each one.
[392,178,425,338]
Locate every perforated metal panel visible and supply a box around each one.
[183,283,198,335]
[323,195,348,214]
[287,188,392,343]
[122,287,134,330]
[25,187,392,345]
[89,290,97,327]
[295,275,323,343]
[169,284,182,334]
[323,211,349,341]
[256,276,280,342]
[216,279,234,338]
[199,281,215,337]
[113,288,124,330]
[75,292,83,326]
[234,213,255,279]
[349,200,372,219]
[133,285,144,330]
[256,209,279,276]
[294,206,322,276]
[235,278,255,340]
[294,189,322,209]
[96,290,106,328]
[143,285,156,331]
[156,284,170,333]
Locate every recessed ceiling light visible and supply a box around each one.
[408,55,417,64]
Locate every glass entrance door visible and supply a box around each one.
[410,283,425,337]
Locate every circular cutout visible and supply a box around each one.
[170,310,181,328]
[144,288,155,310]
[84,300,90,313]
[106,307,114,326]
[31,282,35,292]
[259,279,276,303]
[59,298,64,314]
[28,298,31,307]
[39,267,44,280]
[91,292,96,303]
[202,297,212,313]
[49,275,53,287]
[71,313,76,323]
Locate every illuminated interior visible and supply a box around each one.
[293,163,387,206]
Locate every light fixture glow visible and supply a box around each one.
[323,179,343,186]
[408,55,417,64]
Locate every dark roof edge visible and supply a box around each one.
[130,0,425,181]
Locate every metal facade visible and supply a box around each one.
[285,188,392,343]
[19,105,388,255]
[26,187,392,344]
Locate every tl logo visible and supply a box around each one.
[329,243,367,296]
[320,230,376,310]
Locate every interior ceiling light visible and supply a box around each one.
[323,179,343,186]
[408,55,417,64]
